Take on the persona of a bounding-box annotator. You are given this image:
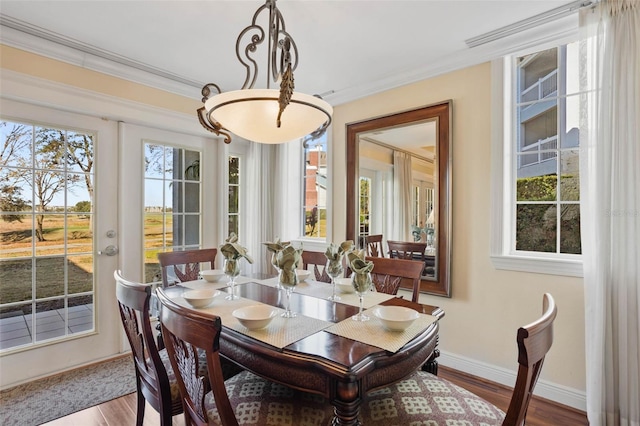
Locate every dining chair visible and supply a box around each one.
[155,288,336,426]
[360,293,558,426]
[157,248,218,288]
[360,234,385,257]
[114,270,183,426]
[365,256,424,302]
[301,250,331,283]
[387,240,428,261]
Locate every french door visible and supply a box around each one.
[0,99,120,387]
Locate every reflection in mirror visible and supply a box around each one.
[346,101,451,297]
[358,121,437,278]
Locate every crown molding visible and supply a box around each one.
[0,19,202,99]
[324,15,578,106]
[0,69,215,138]
[2,12,578,107]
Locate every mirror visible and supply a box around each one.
[346,101,451,297]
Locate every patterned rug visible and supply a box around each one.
[0,356,137,426]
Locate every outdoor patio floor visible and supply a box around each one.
[0,304,93,350]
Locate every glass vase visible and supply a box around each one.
[351,272,372,321]
[279,269,298,318]
[224,258,240,300]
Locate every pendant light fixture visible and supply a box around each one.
[197,0,333,144]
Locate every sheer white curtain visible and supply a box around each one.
[579,1,640,424]
[392,151,412,241]
[246,143,280,275]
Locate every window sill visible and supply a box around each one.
[490,254,583,277]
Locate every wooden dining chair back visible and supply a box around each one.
[387,240,428,261]
[156,288,335,426]
[365,256,424,302]
[502,292,557,425]
[360,293,558,426]
[301,250,331,283]
[158,248,217,288]
[360,234,385,257]
[115,270,182,426]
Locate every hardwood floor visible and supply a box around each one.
[44,366,588,425]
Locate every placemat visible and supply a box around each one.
[172,293,332,349]
[293,280,396,308]
[324,308,437,353]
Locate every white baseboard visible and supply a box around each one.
[438,351,586,412]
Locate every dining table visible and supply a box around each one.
[162,274,444,426]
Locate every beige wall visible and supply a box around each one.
[1,46,586,398]
[0,45,198,114]
[330,62,586,394]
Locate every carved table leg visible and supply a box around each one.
[422,335,440,375]
[330,381,362,426]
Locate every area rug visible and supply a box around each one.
[0,356,137,426]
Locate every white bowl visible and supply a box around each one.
[232,305,278,330]
[200,269,226,282]
[373,306,420,332]
[296,269,311,282]
[335,277,355,293]
[183,289,220,308]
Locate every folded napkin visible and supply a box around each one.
[220,232,253,263]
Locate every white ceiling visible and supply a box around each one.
[0,0,579,106]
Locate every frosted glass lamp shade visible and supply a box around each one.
[205,89,333,144]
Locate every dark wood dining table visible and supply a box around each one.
[163,280,444,426]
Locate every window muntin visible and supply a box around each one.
[0,120,96,350]
[143,142,201,283]
[303,137,327,238]
[512,42,581,256]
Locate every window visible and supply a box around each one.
[303,136,327,238]
[0,120,96,349]
[515,43,581,255]
[143,142,201,283]
[492,41,583,276]
[359,176,372,237]
[411,180,435,242]
[228,155,240,238]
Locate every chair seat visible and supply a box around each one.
[360,370,506,425]
[204,371,334,425]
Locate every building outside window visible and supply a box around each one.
[303,137,327,238]
[513,41,581,256]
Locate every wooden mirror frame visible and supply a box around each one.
[346,100,452,297]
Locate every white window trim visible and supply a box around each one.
[490,56,583,278]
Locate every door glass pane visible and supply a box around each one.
[144,142,202,282]
[0,119,96,351]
